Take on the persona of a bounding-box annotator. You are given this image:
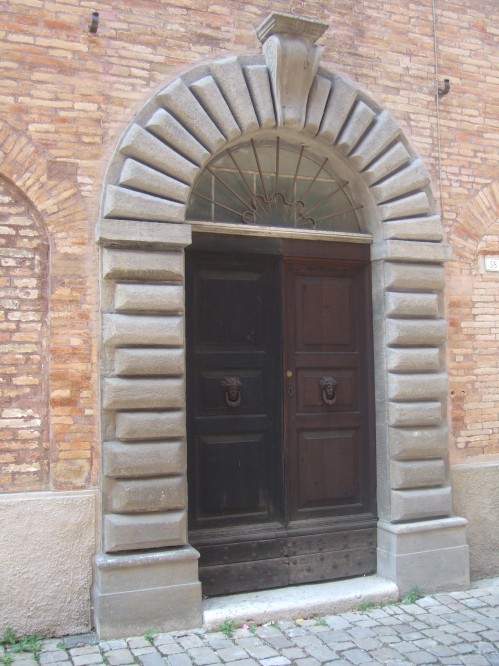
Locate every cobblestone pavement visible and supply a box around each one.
[4,581,498,666]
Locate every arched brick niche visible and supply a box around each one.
[0,177,49,491]
[95,13,469,639]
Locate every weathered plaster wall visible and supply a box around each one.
[0,491,97,637]
[452,463,499,580]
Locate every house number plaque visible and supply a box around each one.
[484,256,499,272]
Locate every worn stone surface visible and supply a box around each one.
[452,463,499,581]
[103,511,187,551]
[32,580,499,661]
[104,440,185,479]
[0,491,96,636]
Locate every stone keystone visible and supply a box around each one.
[256,12,329,129]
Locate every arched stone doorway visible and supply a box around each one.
[94,13,469,639]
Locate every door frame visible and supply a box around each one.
[94,21,469,637]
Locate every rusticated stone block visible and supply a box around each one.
[388,373,447,401]
[115,284,183,313]
[389,401,442,427]
[102,248,183,282]
[157,78,225,152]
[103,185,185,223]
[385,292,439,318]
[362,142,411,186]
[336,101,375,154]
[387,348,441,373]
[190,76,241,141]
[372,159,429,204]
[104,441,185,478]
[349,110,401,171]
[391,486,452,522]
[120,124,197,184]
[380,191,430,220]
[386,318,447,346]
[119,159,190,203]
[109,476,185,513]
[97,219,191,248]
[95,547,199,593]
[382,215,443,242]
[384,261,445,291]
[244,65,276,129]
[388,425,449,460]
[390,459,446,489]
[114,348,184,376]
[103,378,184,410]
[209,57,260,134]
[116,411,185,441]
[103,314,183,348]
[103,511,187,552]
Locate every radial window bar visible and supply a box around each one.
[187,136,363,232]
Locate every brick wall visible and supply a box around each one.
[0,178,48,491]
[0,0,497,493]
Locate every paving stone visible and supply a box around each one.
[186,647,219,665]
[370,646,403,661]
[99,641,128,651]
[486,654,499,666]
[166,655,193,666]
[157,644,184,656]
[224,660,258,666]
[425,644,457,657]
[462,598,489,609]
[132,648,158,656]
[340,648,372,664]
[452,643,477,654]
[136,653,166,666]
[405,651,438,664]
[216,647,249,662]
[264,636,293,649]
[458,656,490,666]
[350,638,381,651]
[303,643,337,661]
[294,659,321,666]
[178,637,204,650]
[325,617,352,630]
[259,658,292,666]
[70,647,101,657]
[245,646,278,659]
[281,647,306,659]
[104,648,136,665]
[40,652,70,664]
[72,656,104,666]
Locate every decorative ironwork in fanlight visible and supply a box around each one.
[187,137,362,232]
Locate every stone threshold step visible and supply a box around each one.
[202,575,399,630]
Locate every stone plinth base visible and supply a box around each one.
[94,546,202,639]
[377,517,470,595]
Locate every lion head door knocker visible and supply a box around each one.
[319,376,338,406]
[221,376,242,408]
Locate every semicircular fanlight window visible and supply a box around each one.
[186,136,362,232]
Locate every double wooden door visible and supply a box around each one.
[186,237,376,596]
